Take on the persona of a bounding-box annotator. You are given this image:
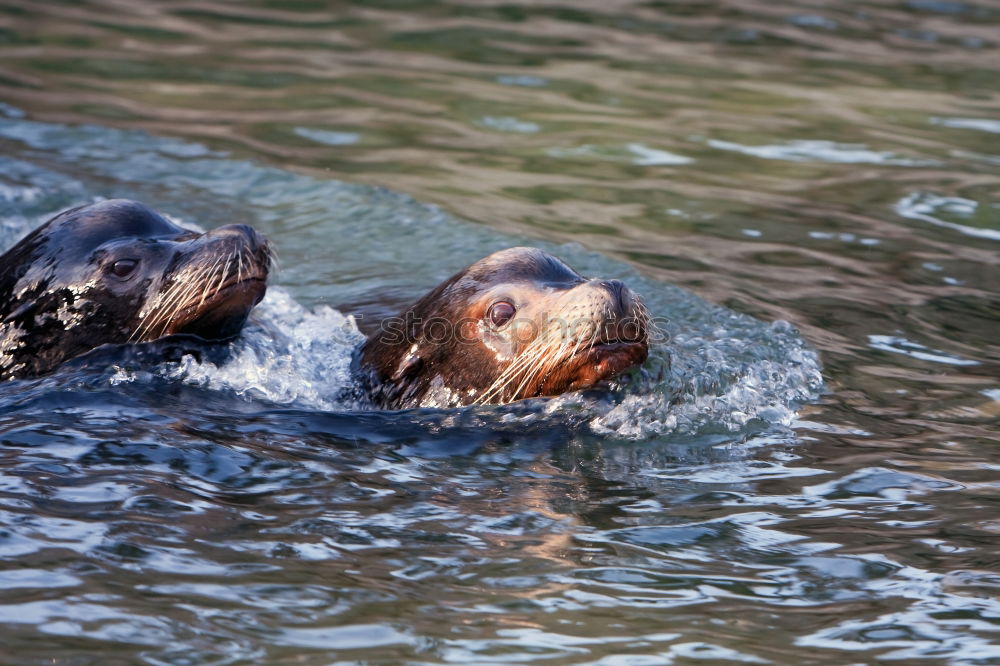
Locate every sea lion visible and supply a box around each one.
[0,199,270,381]
[359,247,650,409]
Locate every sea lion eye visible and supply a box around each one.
[487,301,516,328]
[109,259,138,278]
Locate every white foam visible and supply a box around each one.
[478,116,540,133]
[931,116,1000,134]
[894,192,1000,242]
[293,127,361,146]
[170,288,367,410]
[547,143,692,166]
[708,139,935,166]
[868,335,979,366]
[626,143,693,166]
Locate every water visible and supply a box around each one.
[0,1,998,664]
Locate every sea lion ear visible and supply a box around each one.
[390,352,424,382]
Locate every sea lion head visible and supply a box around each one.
[360,247,650,408]
[0,199,270,380]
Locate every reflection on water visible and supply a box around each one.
[1,1,999,664]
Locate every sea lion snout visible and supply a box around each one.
[143,223,272,341]
[595,279,630,312]
[205,224,268,253]
[198,224,269,259]
[579,278,634,317]
[563,279,646,343]
[171,223,272,282]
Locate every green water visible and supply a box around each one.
[0,1,999,664]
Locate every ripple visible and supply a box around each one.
[477,116,540,133]
[0,569,81,590]
[802,467,961,501]
[931,116,1000,134]
[547,143,692,166]
[2,2,998,661]
[707,139,936,166]
[894,192,1000,242]
[292,127,361,146]
[495,74,549,87]
[868,334,980,366]
[272,623,416,650]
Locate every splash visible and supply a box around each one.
[170,288,368,411]
[0,111,823,441]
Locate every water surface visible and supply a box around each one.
[1,1,999,664]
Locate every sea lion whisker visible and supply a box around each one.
[148,280,198,340]
[268,246,280,276]
[640,300,660,341]
[508,350,551,401]
[198,256,224,306]
[161,265,208,316]
[527,334,575,389]
[198,255,226,308]
[502,345,548,389]
[154,251,229,338]
[199,258,223,308]
[132,276,191,341]
[476,344,546,404]
[476,354,533,404]
[215,253,234,295]
[490,336,560,402]
[137,260,213,340]
[503,324,594,401]
[174,267,211,312]
[525,332,576,394]
[587,324,601,352]
[145,267,200,335]
[492,319,587,402]
[567,326,586,360]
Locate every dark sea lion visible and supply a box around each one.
[359,247,650,409]
[0,199,270,381]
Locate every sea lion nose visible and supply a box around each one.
[596,279,631,312]
[209,224,266,251]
